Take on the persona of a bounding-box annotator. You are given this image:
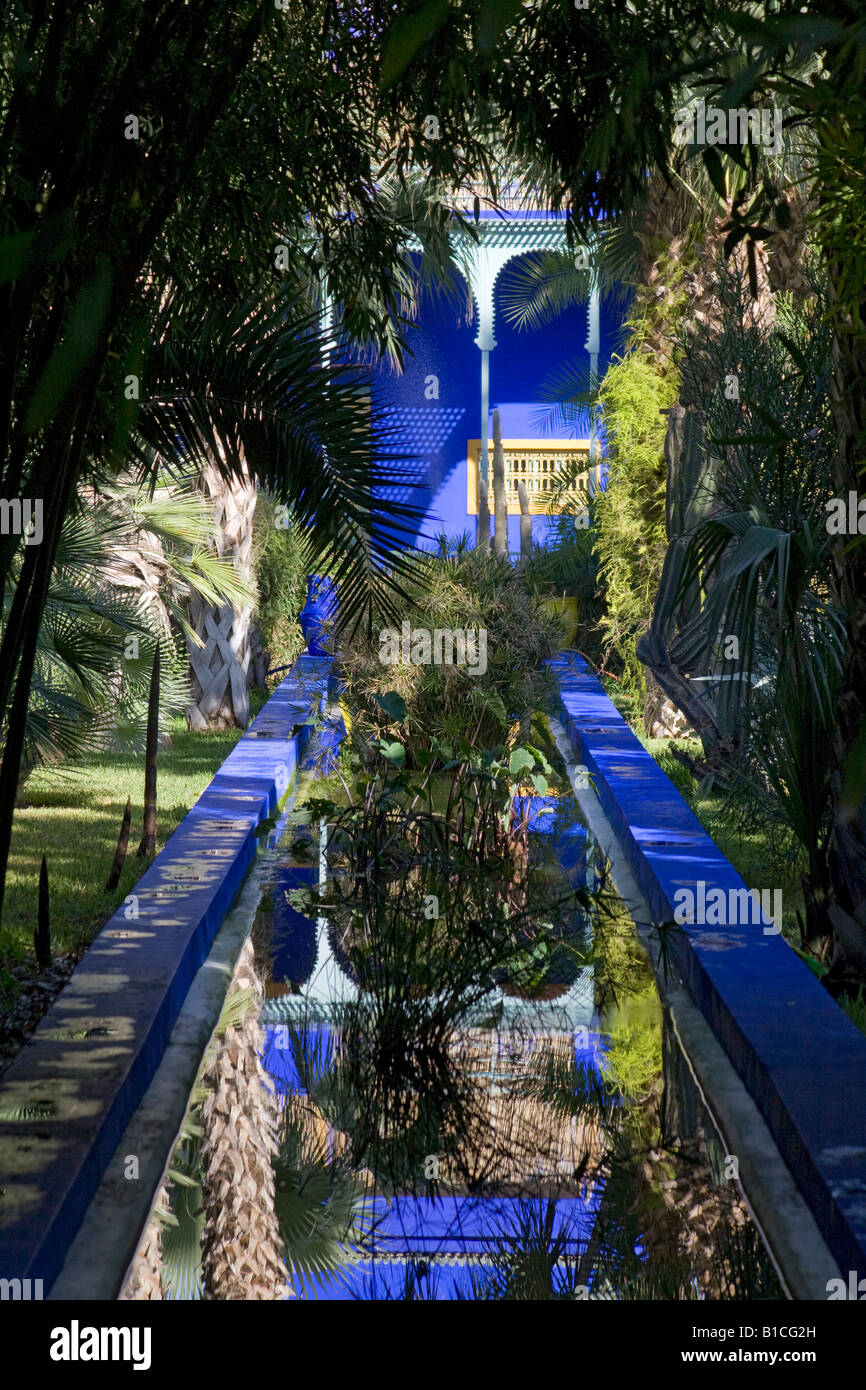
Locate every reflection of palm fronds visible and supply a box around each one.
[159,1137,204,1302]
[288,759,611,1195]
[273,1094,375,1296]
[456,1200,595,1301]
[264,753,777,1298]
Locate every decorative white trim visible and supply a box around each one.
[452,218,573,353]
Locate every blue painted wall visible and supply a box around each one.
[368,247,619,552]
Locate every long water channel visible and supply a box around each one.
[163,706,783,1301]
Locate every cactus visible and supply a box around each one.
[476,475,490,551]
[492,409,508,555]
[518,480,532,560]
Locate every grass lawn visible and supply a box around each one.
[598,680,807,941]
[1,717,244,1013]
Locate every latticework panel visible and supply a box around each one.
[467,439,591,515]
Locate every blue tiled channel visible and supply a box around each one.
[552,652,866,1275]
[0,656,330,1293]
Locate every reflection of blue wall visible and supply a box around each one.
[295,1194,601,1300]
[262,1023,609,1301]
[370,253,618,552]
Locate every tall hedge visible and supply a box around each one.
[594,352,680,703]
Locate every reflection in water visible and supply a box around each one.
[160,760,780,1301]
[257,786,622,1300]
[252,777,779,1301]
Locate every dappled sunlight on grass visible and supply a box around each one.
[2,717,243,989]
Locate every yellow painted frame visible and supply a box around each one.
[466,438,592,515]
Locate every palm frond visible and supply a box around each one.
[130,282,427,636]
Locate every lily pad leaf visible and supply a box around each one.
[509,748,535,777]
[378,739,406,769]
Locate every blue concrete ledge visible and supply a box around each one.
[551,653,866,1276]
[0,655,330,1293]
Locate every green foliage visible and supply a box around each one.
[0,0,511,917]
[586,235,691,711]
[133,280,425,637]
[252,497,309,677]
[282,748,594,1192]
[640,736,701,803]
[160,1135,205,1302]
[272,1095,372,1295]
[589,894,657,1014]
[340,546,563,765]
[662,259,842,888]
[521,517,603,665]
[5,476,252,783]
[599,1003,663,1100]
[594,351,680,703]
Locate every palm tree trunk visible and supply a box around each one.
[0,501,67,926]
[187,460,257,730]
[35,855,51,971]
[106,797,132,891]
[200,936,290,1300]
[119,1187,170,1300]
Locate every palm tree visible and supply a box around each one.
[7,477,251,791]
[0,0,502,918]
[185,460,258,730]
[649,258,847,949]
[199,936,289,1300]
[119,1188,170,1301]
[129,280,426,729]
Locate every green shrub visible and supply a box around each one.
[601,1007,663,1099]
[252,497,309,676]
[521,516,604,666]
[594,351,679,704]
[339,547,564,765]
